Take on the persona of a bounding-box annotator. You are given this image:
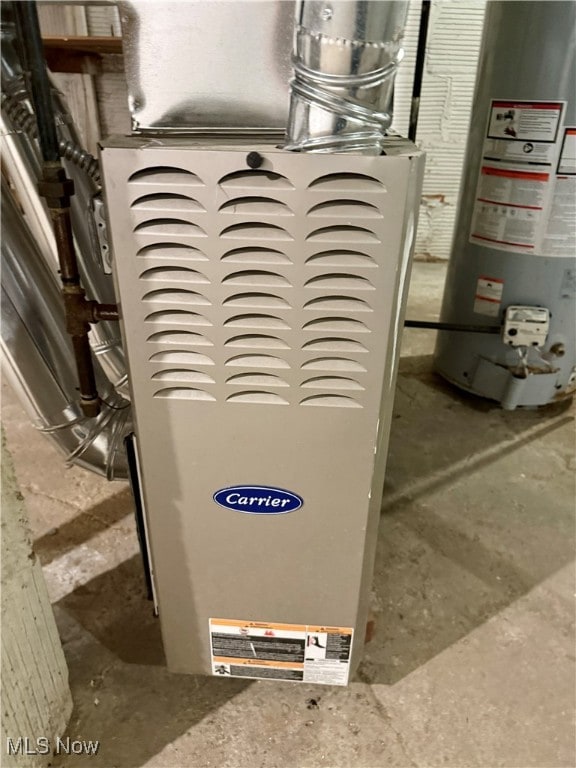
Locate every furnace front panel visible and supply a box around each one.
[101,138,423,683]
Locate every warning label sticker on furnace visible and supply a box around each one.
[209,619,353,686]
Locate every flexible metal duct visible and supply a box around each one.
[1,178,131,479]
[284,0,409,153]
[1,9,128,399]
[0,6,131,478]
[1,97,130,399]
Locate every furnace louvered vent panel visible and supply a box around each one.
[300,173,384,408]
[117,150,397,410]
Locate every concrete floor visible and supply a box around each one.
[2,262,575,768]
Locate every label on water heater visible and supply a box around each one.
[474,276,504,317]
[469,99,567,255]
[209,619,354,686]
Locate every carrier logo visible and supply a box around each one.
[213,486,303,515]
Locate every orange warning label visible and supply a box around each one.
[210,618,305,632]
[209,618,354,686]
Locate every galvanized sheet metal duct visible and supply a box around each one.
[118,0,295,133]
[284,0,409,153]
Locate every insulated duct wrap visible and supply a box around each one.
[285,0,409,153]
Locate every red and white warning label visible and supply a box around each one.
[486,100,563,143]
[470,99,567,255]
[556,127,576,175]
[471,166,548,251]
[542,128,576,257]
[474,276,504,317]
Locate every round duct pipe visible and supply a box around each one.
[284,0,409,153]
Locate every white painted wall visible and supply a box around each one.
[393,0,487,259]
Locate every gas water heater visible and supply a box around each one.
[99,0,424,684]
[435,1,576,409]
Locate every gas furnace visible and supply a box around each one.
[101,137,423,683]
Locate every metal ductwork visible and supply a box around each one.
[284,0,409,153]
[1,177,131,479]
[0,3,131,477]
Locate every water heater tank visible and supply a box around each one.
[434,0,576,409]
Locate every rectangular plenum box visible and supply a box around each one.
[101,136,424,684]
[118,1,294,132]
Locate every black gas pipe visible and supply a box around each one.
[13,1,118,418]
[409,0,431,143]
[404,320,500,334]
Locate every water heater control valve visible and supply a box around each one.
[502,306,550,347]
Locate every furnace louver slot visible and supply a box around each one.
[224,335,290,350]
[142,289,211,305]
[153,387,216,401]
[134,219,208,237]
[302,318,369,333]
[131,194,206,213]
[129,166,204,186]
[149,350,215,365]
[225,354,290,369]
[304,274,375,291]
[222,271,292,288]
[224,314,290,330]
[301,358,366,372]
[220,223,293,241]
[226,373,289,388]
[307,172,385,192]
[146,331,213,346]
[219,169,293,190]
[301,376,364,391]
[223,293,291,309]
[139,267,210,283]
[307,200,383,218]
[226,392,289,405]
[302,338,368,354]
[300,395,361,408]
[303,296,372,312]
[152,370,215,384]
[145,311,213,326]
[218,197,293,216]
[137,244,208,262]
[306,225,379,244]
[221,247,291,265]
[305,251,377,268]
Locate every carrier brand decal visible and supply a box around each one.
[213,486,303,514]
